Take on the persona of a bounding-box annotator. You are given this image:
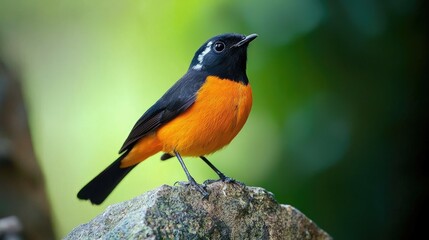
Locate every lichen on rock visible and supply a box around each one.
[66,182,331,240]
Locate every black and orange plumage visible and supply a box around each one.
[78,33,257,204]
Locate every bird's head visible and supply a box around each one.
[189,33,258,83]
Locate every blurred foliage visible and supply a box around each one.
[0,0,426,239]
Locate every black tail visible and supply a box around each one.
[77,152,136,205]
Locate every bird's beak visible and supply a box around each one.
[232,33,258,48]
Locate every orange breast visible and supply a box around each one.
[157,76,252,156]
[120,75,252,168]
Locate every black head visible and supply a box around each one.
[189,33,257,84]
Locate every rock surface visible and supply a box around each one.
[66,181,331,240]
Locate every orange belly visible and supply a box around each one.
[157,76,252,156]
[121,76,252,167]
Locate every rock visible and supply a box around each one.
[66,181,332,240]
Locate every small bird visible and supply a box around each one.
[77,33,258,204]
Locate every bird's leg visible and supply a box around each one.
[174,150,209,198]
[200,156,235,183]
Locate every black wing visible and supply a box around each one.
[119,70,207,153]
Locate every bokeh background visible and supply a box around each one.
[0,0,427,239]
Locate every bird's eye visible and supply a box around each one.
[213,41,225,53]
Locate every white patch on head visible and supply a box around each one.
[192,41,212,70]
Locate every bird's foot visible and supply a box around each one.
[203,176,245,187]
[175,179,209,199]
[174,181,190,186]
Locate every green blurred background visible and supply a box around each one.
[0,0,427,239]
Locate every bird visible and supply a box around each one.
[77,33,258,204]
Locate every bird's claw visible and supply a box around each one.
[175,180,209,199]
[203,176,245,187]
